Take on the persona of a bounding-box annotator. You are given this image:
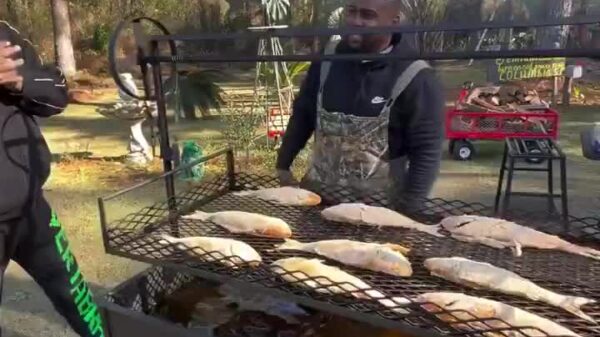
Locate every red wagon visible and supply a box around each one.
[446,103,560,161]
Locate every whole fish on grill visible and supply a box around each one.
[233,187,322,206]
[439,215,600,260]
[415,292,582,337]
[321,203,442,237]
[182,210,292,238]
[276,239,413,277]
[159,235,262,267]
[424,257,596,323]
[271,257,410,312]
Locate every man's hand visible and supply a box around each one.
[0,41,23,92]
[277,169,299,186]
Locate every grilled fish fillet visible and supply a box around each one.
[182,210,292,238]
[415,292,582,337]
[233,187,322,206]
[159,235,262,267]
[424,257,596,323]
[271,257,409,312]
[440,215,600,260]
[321,203,442,237]
[276,239,413,277]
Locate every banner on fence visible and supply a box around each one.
[487,57,566,83]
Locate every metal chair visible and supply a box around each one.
[494,138,569,222]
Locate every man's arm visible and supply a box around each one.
[2,22,68,117]
[390,69,444,204]
[275,62,320,171]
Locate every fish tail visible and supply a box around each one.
[276,239,305,251]
[561,243,600,261]
[182,211,211,221]
[561,296,597,323]
[417,224,444,238]
[232,190,253,197]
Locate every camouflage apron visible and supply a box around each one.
[301,41,430,200]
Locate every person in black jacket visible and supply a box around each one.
[0,22,105,337]
[276,0,445,208]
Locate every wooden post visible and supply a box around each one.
[552,76,560,106]
[562,75,573,107]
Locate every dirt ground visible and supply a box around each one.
[2,63,600,337]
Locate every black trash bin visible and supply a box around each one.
[98,266,214,337]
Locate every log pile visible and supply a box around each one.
[459,85,549,112]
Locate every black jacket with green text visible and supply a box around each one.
[0,22,68,221]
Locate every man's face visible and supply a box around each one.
[344,0,400,52]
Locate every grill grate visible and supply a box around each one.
[102,173,600,337]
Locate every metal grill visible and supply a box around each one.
[100,172,600,337]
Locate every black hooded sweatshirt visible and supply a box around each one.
[0,22,68,222]
[276,34,445,200]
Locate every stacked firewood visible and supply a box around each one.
[461,85,549,112]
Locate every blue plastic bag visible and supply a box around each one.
[581,123,600,161]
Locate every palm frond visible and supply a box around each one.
[164,69,227,119]
[262,0,290,23]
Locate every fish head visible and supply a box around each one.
[271,257,320,270]
[417,293,498,321]
[373,247,413,276]
[416,292,476,312]
[423,258,447,274]
[424,257,469,274]
[439,215,481,231]
[291,188,321,206]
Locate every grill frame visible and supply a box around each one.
[98,153,600,337]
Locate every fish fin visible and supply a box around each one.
[511,240,523,257]
[276,239,304,251]
[383,243,411,255]
[560,296,597,324]
[181,211,211,221]
[561,243,600,261]
[451,234,513,250]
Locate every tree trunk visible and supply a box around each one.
[310,0,320,52]
[538,0,573,49]
[50,0,76,75]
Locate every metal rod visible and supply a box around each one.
[560,156,570,226]
[494,143,508,214]
[226,148,236,191]
[150,41,177,215]
[97,198,110,252]
[547,155,555,213]
[148,16,600,42]
[502,157,516,216]
[145,48,600,64]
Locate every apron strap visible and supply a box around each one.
[317,40,341,110]
[319,40,340,89]
[384,60,431,110]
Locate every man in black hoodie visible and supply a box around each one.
[0,22,104,337]
[276,0,444,208]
